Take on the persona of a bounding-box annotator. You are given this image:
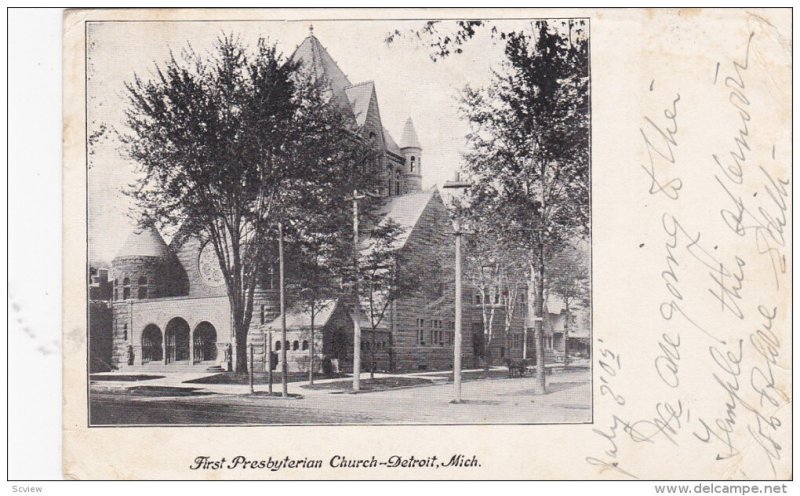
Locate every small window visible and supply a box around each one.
[410,156,416,172]
[302,340,309,351]
[292,340,299,351]
[137,276,148,299]
[260,305,265,325]
[122,324,127,341]
[395,171,402,195]
[475,294,482,304]
[122,277,130,300]
[275,340,281,351]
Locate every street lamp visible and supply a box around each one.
[443,172,472,404]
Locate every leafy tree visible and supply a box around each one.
[357,219,420,378]
[457,207,529,370]
[280,72,386,383]
[460,223,499,370]
[547,242,589,368]
[120,35,378,374]
[456,21,590,392]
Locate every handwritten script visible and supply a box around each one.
[587,28,790,480]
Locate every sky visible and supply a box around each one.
[87,18,534,265]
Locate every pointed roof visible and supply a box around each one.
[292,35,352,106]
[344,81,375,128]
[399,117,421,149]
[114,226,170,259]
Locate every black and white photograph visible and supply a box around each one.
[6,5,791,484]
[85,17,592,426]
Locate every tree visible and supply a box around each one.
[461,224,499,370]
[281,71,386,383]
[497,246,528,363]
[120,35,377,374]
[458,209,529,371]
[457,21,590,392]
[547,242,589,368]
[357,219,420,378]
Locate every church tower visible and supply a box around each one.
[399,117,423,193]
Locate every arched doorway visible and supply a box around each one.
[165,317,190,363]
[193,322,217,363]
[141,324,162,363]
[332,329,348,360]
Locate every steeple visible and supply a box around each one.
[291,33,353,113]
[399,117,422,193]
[399,117,422,150]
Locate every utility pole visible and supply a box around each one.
[267,327,273,395]
[279,221,288,398]
[443,172,471,404]
[352,189,363,392]
[453,219,464,403]
[309,302,315,385]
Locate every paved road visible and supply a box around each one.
[90,368,591,425]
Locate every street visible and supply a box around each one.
[90,367,591,425]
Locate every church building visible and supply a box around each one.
[102,32,474,374]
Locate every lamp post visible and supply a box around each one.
[443,172,472,404]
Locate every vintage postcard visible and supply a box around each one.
[62,8,791,480]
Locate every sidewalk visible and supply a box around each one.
[90,362,589,398]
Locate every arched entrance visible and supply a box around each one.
[332,329,348,360]
[165,317,190,363]
[141,324,163,363]
[193,322,217,363]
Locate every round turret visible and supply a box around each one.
[399,117,423,193]
[111,226,173,301]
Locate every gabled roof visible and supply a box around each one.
[266,298,386,331]
[114,226,170,260]
[399,117,422,149]
[291,35,415,158]
[344,81,374,128]
[374,189,438,249]
[383,126,403,156]
[265,299,338,330]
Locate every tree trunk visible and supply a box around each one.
[535,243,547,393]
[234,321,248,375]
[370,327,376,380]
[484,338,491,373]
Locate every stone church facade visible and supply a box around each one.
[100,33,485,374]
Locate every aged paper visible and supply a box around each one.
[63,8,791,480]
